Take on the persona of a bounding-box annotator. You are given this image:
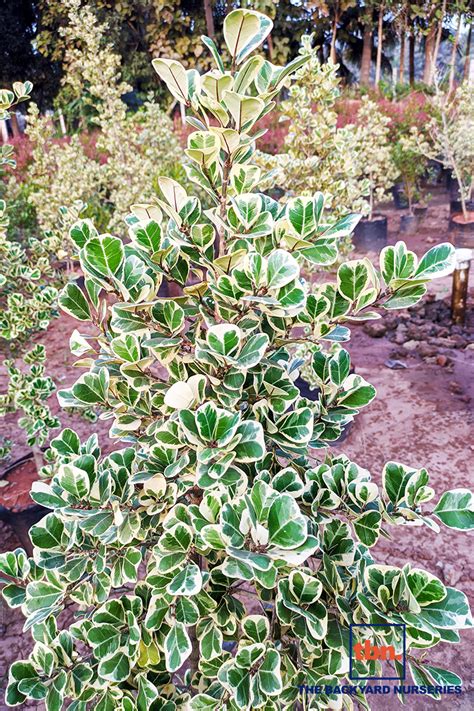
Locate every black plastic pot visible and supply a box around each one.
[391,183,408,209]
[449,214,474,248]
[399,213,419,235]
[448,176,462,199]
[413,204,428,220]
[424,160,443,186]
[354,215,388,251]
[0,453,47,553]
[449,199,474,216]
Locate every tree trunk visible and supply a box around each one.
[448,13,462,93]
[431,0,447,84]
[375,4,384,88]
[399,31,406,83]
[423,22,437,84]
[409,31,415,85]
[463,24,472,81]
[360,24,372,86]
[330,11,340,63]
[267,33,274,61]
[203,0,215,38]
[10,113,20,138]
[470,29,474,85]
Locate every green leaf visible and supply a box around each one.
[236,333,269,368]
[409,663,441,699]
[267,250,299,289]
[257,649,282,696]
[337,374,376,408]
[30,514,64,550]
[164,622,192,672]
[353,511,381,547]
[111,334,141,363]
[132,220,162,253]
[328,349,350,386]
[152,301,185,335]
[152,58,189,103]
[56,463,90,499]
[433,489,474,530]
[207,324,242,357]
[242,615,270,643]
[337,260,369,301]
[72,368,109,405]
[70,219,98,248]
[268,495,307,549]
[98,651,131,683]
[417,586,472,629]
[414,243,455,279]
[273,408,313,448]
[424,665,462,686]
[380,241,416,284]
[59,283,91,321]
[201,36,225,72]
[233,420,266,461]
[2,583,26,607]
[225,665,252,707]
[287,194,324,238]
[223,9,273,64]
[167,563,203,597]
[382,461,412,505]
[406,568,446,607]
[82,235,124,278]
[175,597,200,625]
[383,284,427,310]
[50,428,80,456]
[222,92,264,132]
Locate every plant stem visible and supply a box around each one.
[32,445,43,473]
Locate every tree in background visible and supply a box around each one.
[21,0,182,235]
[352,97,399,219]
[0,1,61,110]
[257,37,370,221]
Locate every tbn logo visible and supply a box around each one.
[349,624,406,681]
[354,639,402,662]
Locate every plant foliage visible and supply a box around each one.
[1,9,472,711]
[257,36,370,221]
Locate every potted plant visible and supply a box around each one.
[414,82,474,245]
[392,132,428,234]
[352,97,399,249]
[0,10,472,709]
[256,36,370,235]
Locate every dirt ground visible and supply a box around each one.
[0,188,472,709]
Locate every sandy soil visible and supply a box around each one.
[0,189,472,710]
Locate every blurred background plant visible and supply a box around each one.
[256,35,371,225]
[0,84,60,469]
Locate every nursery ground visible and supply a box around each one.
[0,188,473,709]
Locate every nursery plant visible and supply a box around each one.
[0,84,60,468]
[1,9,473,711]
[257,37,370,221]
[391,132,427,216]
[22,0,182,236]
[352,97,399,221]
[414,80,474,221]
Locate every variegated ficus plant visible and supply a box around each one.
[1,9,473,711]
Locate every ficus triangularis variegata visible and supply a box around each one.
[1,8,472,711]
